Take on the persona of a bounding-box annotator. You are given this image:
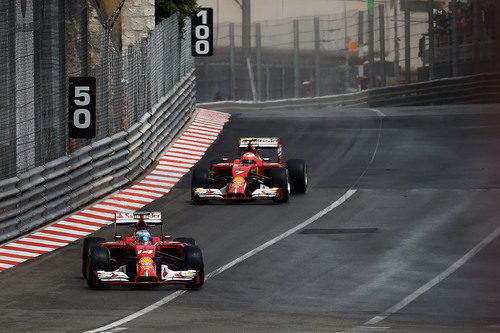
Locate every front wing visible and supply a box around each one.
[93,266,201,285]
[194,187,282,200]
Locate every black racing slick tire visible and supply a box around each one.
[82,237,105,278]
[286,159,308,194]
[191,168,210,202]
[182,245,204,289]
[173,237,196,245]
[86,246,110,288]
[269,167,290,203]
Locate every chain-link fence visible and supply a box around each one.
[0,1,193,181]
[195,0,498,103]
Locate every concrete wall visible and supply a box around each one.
[121,0,155,50]
[93,0,155,50]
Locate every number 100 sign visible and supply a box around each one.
[68,77,96,139]
[191,8,213,56]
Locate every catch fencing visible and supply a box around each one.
[196,0,498,103]
[0,2,196,242]
[0,1,193,180]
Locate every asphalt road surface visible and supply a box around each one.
[0,104,499,332]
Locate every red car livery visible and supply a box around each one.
[192,137,307,203]
[82,212,204,289]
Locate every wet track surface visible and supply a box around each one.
[1,104,500,332]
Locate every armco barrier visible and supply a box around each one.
[198,72,500,111]
[0,70,195,243]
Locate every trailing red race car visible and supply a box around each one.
[191,137,307,203]
[82,212,204,289]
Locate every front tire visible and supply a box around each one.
[82,237,105,278]
[191,168,210,202]
[86,246,110,288]
[269,167,290,203]
[286,159,307,193]
[181,245,204,289]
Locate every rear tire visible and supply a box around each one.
[192,168,210,202]
[181,245,204,289]
[269,167,290,203]
[82,237,105,278]
[86,246,110,288]
[286,159,307,193]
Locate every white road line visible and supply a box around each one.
[92,204,131,212]
[56,221,103,231]
[154,165,191,173]
[184,128,219,136]
[363,225,500,326]
[80,209,115,219]
[150,170,185,178]
[191,121,223,130]
[44,226,91,236]
[144,175,180,183]
[0,256,26,263]
[102,199,144,208]
[168,147,206,156]
[32,232,79,242]
[368,109,384,164]
[5,243,53,252]
[188,125,220,134]
[0,249,39,257]
[161,152,201,161]
[23,237,69,247]
[128,185,168,194]
[84,189,357,333]
[177,136,214,144]
[65,215,111,225]
[121,189,163,198]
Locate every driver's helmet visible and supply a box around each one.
[241,152,257,165]
[135,229,151,244]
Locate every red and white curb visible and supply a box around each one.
[0,109,230,272]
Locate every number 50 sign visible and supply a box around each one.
[68,77,96,139]
[191,8,213,56]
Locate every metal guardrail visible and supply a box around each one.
[198,72,500,111]
[0,70,195,243]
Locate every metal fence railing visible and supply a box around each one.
[195,0,498,103]
[0,1,193,181]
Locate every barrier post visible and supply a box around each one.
[404,0,411,83]
[314,17,321,96]
[451,0,458,76]
[428,0,435,80]
[379,4,386,87]
[293,19,300,98]
[229,23,236,100]
[256,23,262,100]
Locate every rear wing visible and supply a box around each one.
[239,137,281,148]
[238,137,282,163]
[115,212,162,225]
[114,212,163,239]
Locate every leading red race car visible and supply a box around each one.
[191,137,307,203]
[82,212,204,289]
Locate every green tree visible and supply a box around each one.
[156,0,201,32]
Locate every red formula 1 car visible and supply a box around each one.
[82,212,204,289]
[191,137,307,203]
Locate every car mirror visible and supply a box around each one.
[222,158,230,162]
[263,157,271,162]
[162,235,173,240]
[114,235,123,241]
